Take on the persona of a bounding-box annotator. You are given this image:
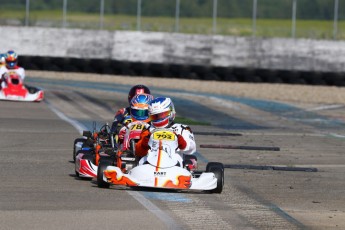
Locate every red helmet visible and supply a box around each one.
[128,85,151,103]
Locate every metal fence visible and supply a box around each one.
[1,0,344,40]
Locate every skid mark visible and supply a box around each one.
[166,96,266,130]
[220,184,305,229]
[29,77,267,130]
[165,195,236,230]
[216,94,345,129]
[29,77,345,130]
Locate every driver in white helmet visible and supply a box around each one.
[135,97,197,170]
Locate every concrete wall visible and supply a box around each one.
[1,25,345,73]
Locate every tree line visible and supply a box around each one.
[2,0,343,20]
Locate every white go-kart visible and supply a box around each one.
[97,128,224,193]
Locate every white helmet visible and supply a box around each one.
[148,97,176,128]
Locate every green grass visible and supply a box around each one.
[1,9,344,40]
[175,116,210,126]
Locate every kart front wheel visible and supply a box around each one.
[97,161,111,188]
[73,138,86,162]
[206,162,224,194]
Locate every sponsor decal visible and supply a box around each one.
[153,131,175,141]
[163,175,192,189]
[154,171,166,177]
[121,157,136,161]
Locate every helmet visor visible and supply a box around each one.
[131,109,149,120]
[6,61,16,68]
[149,110,171,122]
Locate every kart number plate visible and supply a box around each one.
[130,124,145,131]
[153,131,175,140]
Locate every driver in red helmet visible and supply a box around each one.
[110,85,151,141]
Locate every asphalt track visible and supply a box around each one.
[1,76,345,229]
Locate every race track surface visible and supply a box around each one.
[1,76,345,230]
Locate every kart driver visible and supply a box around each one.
[135,97,197,170]
[3,50,25,79]
[0,50,26,88]
[117,93,154,145]
[110,84,151,137]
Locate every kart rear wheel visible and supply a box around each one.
[206,162,224,194]
[73,138,86,162]
[97,161,111,188]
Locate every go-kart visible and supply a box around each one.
[0,72,44,102]
[97,128,224,193]
[74,123,116,179]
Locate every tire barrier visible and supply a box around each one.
[20,56,345,86]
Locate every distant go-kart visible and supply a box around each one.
[97,128,224,193]
[0,73,44,102]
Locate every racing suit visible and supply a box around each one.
[0,66,25,88]
[135,122,196,167]
[4,66,25,80]
[0,66,7,77]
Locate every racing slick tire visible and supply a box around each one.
[206,162,224,194]
[73,138,86,162]
[97,160,112,188]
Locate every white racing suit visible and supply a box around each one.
[138,123,196,167]
[0,66,25,88]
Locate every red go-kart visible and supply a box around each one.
[0,73,44,102]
